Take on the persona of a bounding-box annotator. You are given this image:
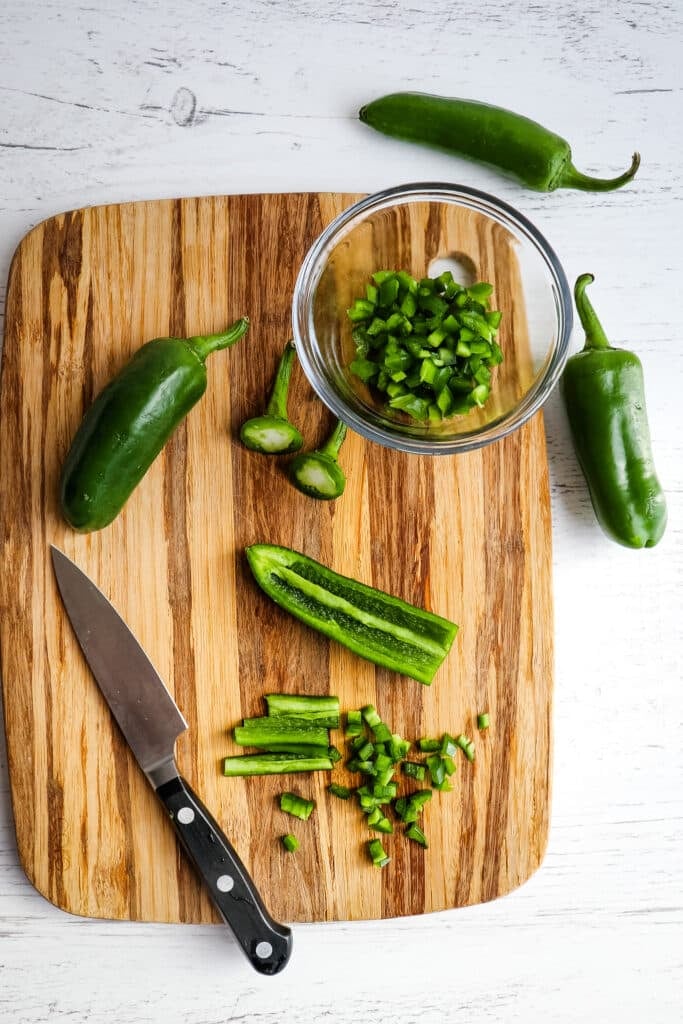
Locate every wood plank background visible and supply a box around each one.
[0,192,552,924]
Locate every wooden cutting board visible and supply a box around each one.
[0,193,552,924]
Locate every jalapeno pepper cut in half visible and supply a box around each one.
[246,544,458,684]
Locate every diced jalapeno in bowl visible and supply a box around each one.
[346,269,503,423]
[292,183,573,456]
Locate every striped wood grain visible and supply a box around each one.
[0,193,552,923]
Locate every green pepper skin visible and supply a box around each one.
[359,93,640,192]
[562,276,666,549]
[60,319,249,532]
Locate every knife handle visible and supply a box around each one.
[157,775,293,975]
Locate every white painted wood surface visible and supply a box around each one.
[1,1,681,1020]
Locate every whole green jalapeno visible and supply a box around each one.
[60,317,249,532]
[562,276,666,549]
[359,92,640,192]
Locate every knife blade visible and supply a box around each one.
[50,546,292,975]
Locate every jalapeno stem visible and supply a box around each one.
[317,419,347,460]
[574,275,611,350]
[240,341,304,455]
[267,341,297,420]
[559,152,640,193]
[186,316,250,361]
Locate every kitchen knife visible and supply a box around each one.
[50,546,292,975]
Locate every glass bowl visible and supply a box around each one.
[292,182,573,455]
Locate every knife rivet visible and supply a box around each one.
[177,807,195,825]
[216,874,234,892]
[255,942,273,960]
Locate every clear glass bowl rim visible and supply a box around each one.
[292,181,573,455]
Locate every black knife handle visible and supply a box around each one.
[156,775,292,975]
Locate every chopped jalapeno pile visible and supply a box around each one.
[346,269,503,421]
[224,692,486,867]
[333,704,482,862]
